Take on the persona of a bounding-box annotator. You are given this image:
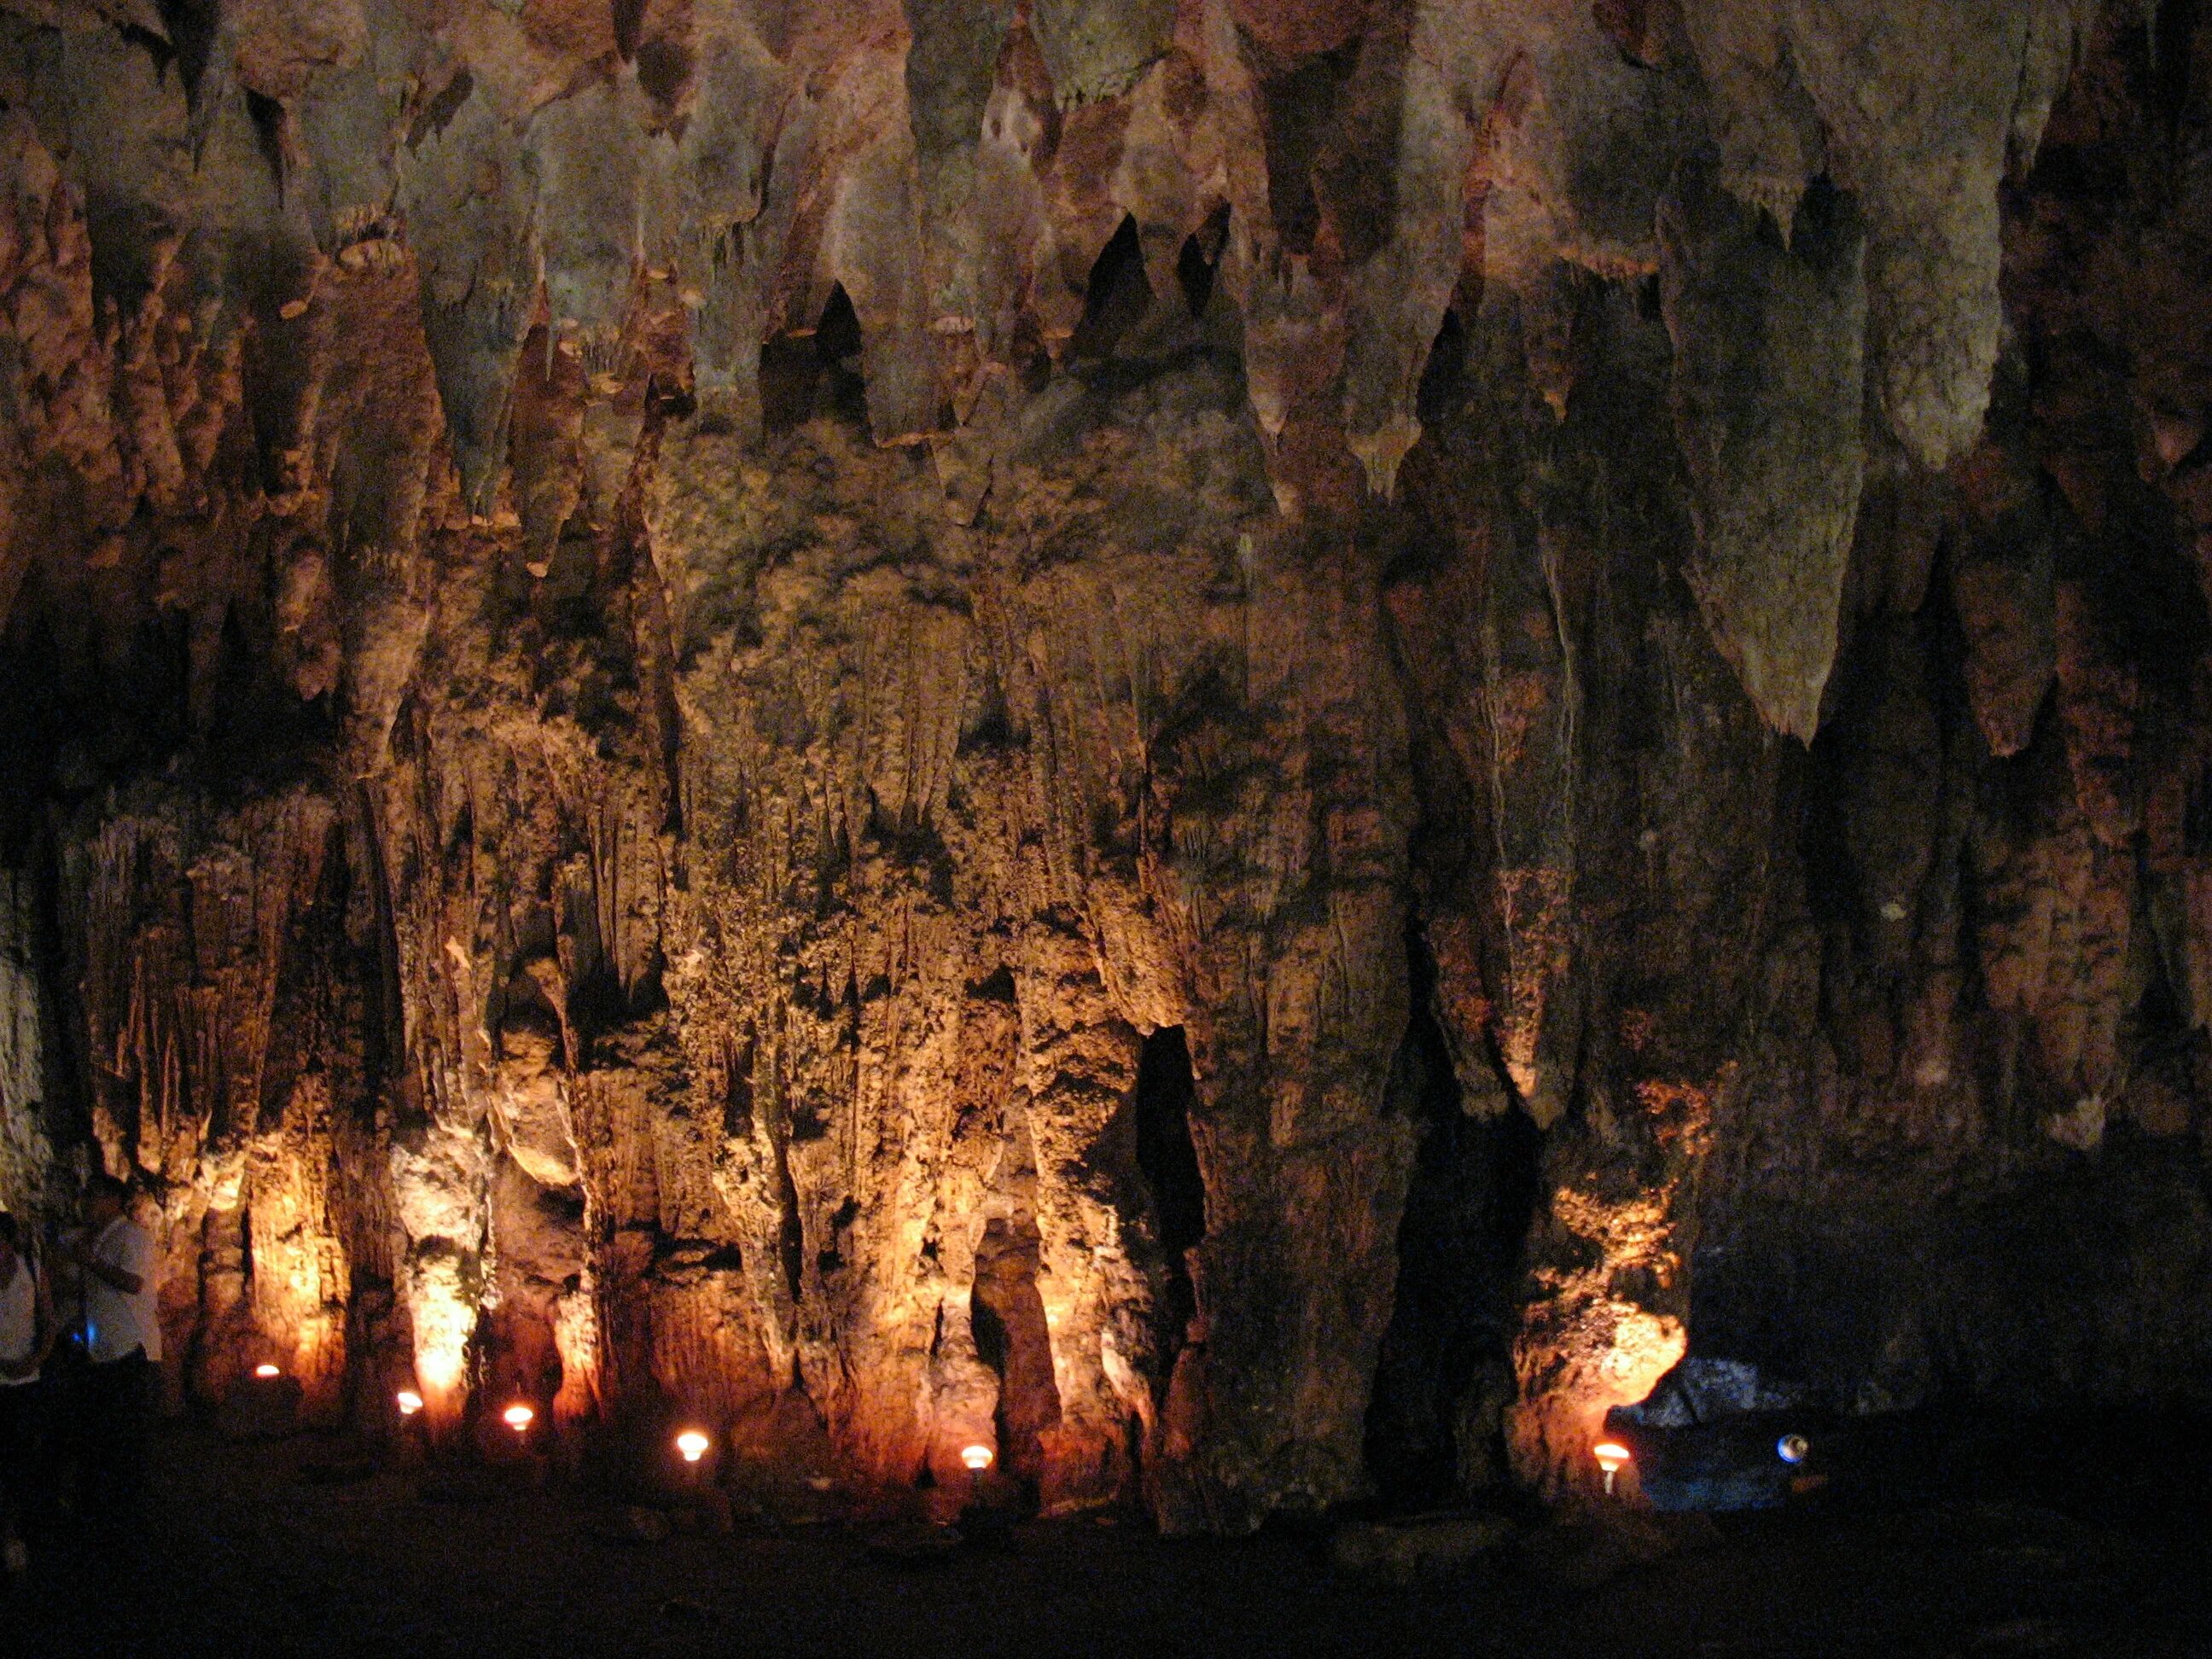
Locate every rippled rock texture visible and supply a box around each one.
[1,0,2209,1528]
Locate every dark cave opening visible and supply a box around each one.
[1068,214,1154,361]
[760,282,869,432]
[776,1134,806,1310]
[1414,307,1469,424]
[1364,931,1542,1509]
[969,1214,1062,1499]
[812,283,865,372]
[1133,1025,1207,1349]
[1176,204,1231,319]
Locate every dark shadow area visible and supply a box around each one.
[1066,215,1153,361]
[15,1418,2208,1656]
[1413,307,1468,426]
[154,0,219,100]
[5,536,339,794]
[970,1214,1062,1504]
[760,283,869,434]
[1175,204,1231,320]
[1254,40,1361,253]
[721,1033,756,1138]
[0,602,61,861]
[2154,0,2201,126]
[612,0,647,61]
[1133,1026,1207,1350]
[1692,1144,2212,1423]
[1364,928,1542,1509]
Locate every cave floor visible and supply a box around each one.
[11,1422,2210,1658]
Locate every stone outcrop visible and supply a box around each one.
[0,0,2209,1531]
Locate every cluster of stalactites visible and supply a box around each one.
[0,0,2107,737]
[1344,0,2100,739]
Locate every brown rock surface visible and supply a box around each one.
[0,0,2209,1528]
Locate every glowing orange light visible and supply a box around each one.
[503,1403,535,1433]
[676,1430,711,1464]
[415,1344,465,1394]
[253,1363,281,1379]
[959,1443,994,1472]
[1593,1440,1632,1496]
[396,1389,424,1417]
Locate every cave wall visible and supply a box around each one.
[0,861,53,1215]
[1,0,2209,1527]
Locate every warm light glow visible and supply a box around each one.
[1592,1439,1633,1497]
[415,1345,465,1394]
[416,1353,464,1398]
[960,1443,995,1472]
[676,1430,711,1464]
[405,1251,478,1400]
[1595,1307,1690,1400]
[396,1389,424,1417]
[253,1363,281,1379]
[503,1403,535,1432]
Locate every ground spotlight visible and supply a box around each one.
[1593,1440,1632,1496]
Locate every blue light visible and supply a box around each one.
[1777,1434,1809,1464]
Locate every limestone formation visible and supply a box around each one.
[1,0,2209,1533]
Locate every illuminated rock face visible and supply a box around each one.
[1,1,2209,1528]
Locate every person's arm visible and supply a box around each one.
[67,1231,146,1295]
[69,1220,154,1301]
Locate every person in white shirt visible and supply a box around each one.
[0,1211,53,1579]
[61,1173,159,1535]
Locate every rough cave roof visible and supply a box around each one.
[0,0,2116,737]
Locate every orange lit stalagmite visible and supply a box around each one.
[0,0,2209,1536]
